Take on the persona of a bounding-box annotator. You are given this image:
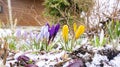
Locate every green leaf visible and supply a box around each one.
[9,42,16,50]
[93,36,100,47]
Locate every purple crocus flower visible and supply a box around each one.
[36,23,60,45]
[17,55,35,66]
[15,29,21,37]
[25,64,38,67]
[52,23,60,40]
[30,31,38,40]
[23,31,28,38]
[17,55,30,62]
[36,33,42,42]
[36,26,45,42]
[55,23,60,34]
[67,59,84,67]
[47,23,60,44]
[43,25,50,40]
[46,23,50,28]
[36,25,49,42]
[49,25,55,39]
[48,25,55,44]
[30,32,34,39]
[17,55,30,65]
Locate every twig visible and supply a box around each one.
[3,40,8,65]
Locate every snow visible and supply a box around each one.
[109,54,120,67]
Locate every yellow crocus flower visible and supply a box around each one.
[73,23,77,33]
[62,25,69,42]
[75,25,85,39]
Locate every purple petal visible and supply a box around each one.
[43,25,49,39]
[15,29,21,37]
[54,23,60,35]
[30,32,34,39]
[51,23,60,41]
[43,25,49,34]
[36,25,50,42]
[46,23,50,28]
[36,33,41,42]
[47,25,55,44]
[49,25,55,38]
[17,55,30,62]
[67,59,84,67]
[23,31,28,38]
[44,30,50,41]
[25,64,38,67]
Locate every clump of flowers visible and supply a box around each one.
[62,23,85,51]
[4,23,60,52]
[75,25,85,40]
[48,23,60,44]
[16,55,36,66]
[35,23,60,51]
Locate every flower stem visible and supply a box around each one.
[71,38,75,51]
[65,42,67,51]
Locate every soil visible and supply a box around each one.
[70,45,94,59]
[69,45,120,67]
[98,48,120,60]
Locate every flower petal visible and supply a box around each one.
[75,25,85,39]
[49,25,55,38]
[15,29,21,37]
[17,55,30,62]
[62,25,69,42]
[54,23,60,36]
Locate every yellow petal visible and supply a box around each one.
[75,25,85,39]
[73,23,77,33]
[62,25,69,42]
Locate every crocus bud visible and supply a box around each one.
[62,25,69,43]
[54,23,60,36]
[17,55,30,62]
[75,25,85,40]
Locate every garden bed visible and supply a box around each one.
[0,21,120,67]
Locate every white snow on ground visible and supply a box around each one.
[8,51,69,67]
[109,54,120,67]
[86,53,108,67]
